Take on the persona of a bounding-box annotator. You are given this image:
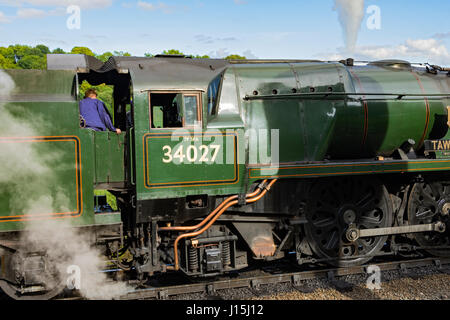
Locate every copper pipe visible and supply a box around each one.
[173,179,277,270]
[159,180,268,232]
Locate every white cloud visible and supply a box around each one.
[0,0,113,9]
[0,11,11,23]
[17,8,46,18]
[242,49,257,59]
[356,38,450,64]
[195,34,238,44]
[207,48,230,59]
[137,1,174,14]
[317,37,450,65]
[14,6,65,19]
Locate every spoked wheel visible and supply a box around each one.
[0,252,65,300]
[304,177,393,267]
[407,181,450,257]
[0,279,64,300]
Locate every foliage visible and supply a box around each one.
[0,54,18,69]
[0,44,248,70]
[36,45,50,55]
[52,48,66,54]
[97,51,113,62]
[162,49,185,55]
[93,190,118,211]
[17,55,46,69]
[113,51,131,57]
[225,54,246,60]
[71,46,95,56]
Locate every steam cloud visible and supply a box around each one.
[0,69,130,299]
[334,0,365,53]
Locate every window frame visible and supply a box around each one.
[148,90,203,130]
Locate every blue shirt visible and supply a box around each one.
[79,98,116,132]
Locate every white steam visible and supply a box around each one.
[334,0,365,53]
[22,220,130,299]
[0,69,130,299]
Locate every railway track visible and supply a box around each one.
[119,257,450,300]
[54,256,450,300]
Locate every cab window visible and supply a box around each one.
[149,92,201,129]
[207,74,222,116]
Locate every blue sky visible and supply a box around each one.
[0,0,449,64]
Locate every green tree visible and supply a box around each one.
[36,44,50,55]
[162,49,184,55]
[144,53,154,57]
[71,46,95,56]
[17,55,46,69]
[194,54,210,59]
[52,48,66,54]
[0,54,18,69]
[97,51,113,62]
[113,51,131,57]
[0,46,15,61]
[225,54,246,60]
[0,47,18,69]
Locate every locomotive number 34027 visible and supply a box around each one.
[162,144,221,164]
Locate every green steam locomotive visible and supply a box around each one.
[0,54,449,299]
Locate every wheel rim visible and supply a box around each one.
[304,177,392,267]
[0,279,64,300]
[408,182,450,257]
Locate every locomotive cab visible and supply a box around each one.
[76,68,131,191]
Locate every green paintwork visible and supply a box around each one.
[93,131,125,184]
[131,59,450,202]
[1,57,450,232]
[0,69,121,232]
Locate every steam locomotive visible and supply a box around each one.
[0,54,449,299]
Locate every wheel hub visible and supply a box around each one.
[440,202,450,217]
[341,208,357,224]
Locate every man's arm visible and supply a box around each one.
[97,100,121,134]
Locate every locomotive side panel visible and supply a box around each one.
[329,64,449,158]
[0,70,102,231]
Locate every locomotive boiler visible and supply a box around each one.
[0,54,449,299]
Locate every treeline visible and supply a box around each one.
[0,45,246,70]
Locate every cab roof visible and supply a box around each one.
[47,54,230,92]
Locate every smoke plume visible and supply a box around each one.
[334,0,365,53]
[0,69,130,299]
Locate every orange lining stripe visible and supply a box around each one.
[349,70,369,148]
[249,160,450,178]
[250,167,450,179]
[410,72,430,148]
[250,159,450,171]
